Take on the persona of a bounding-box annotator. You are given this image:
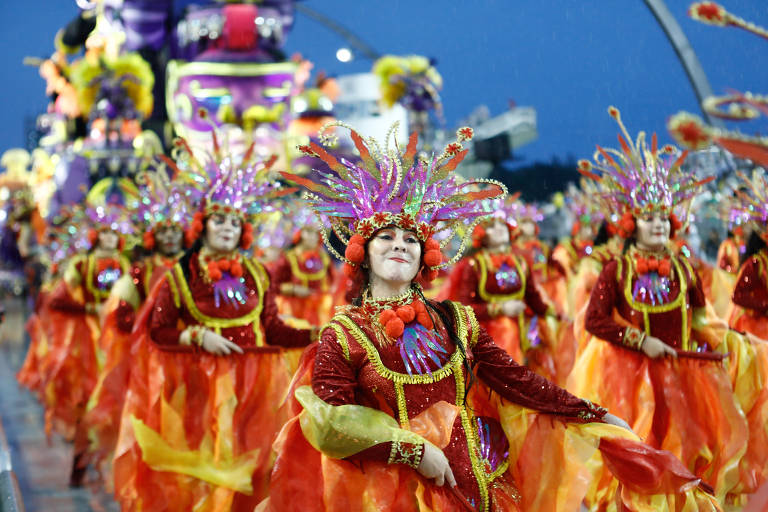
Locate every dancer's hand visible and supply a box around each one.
[603,413,633,432]
[417,443,456,487]
[641,335,677,359]
[200,330,244,355]
[501,299,526,318]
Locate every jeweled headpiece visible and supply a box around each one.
[281,123,506,274]
[668,3,768,167]
[578,107,712,222]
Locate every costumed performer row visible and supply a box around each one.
[82,163,189,484]
[40,202,133,485]
[570,106,766,506]
[263,123,720,512]
[114,134,316,512]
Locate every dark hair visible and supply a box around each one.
[742,231,766,265]
[593,221,610,247]
[623,234,637,254]
[179,236,204,282]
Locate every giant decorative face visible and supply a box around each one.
[167,60,296,160]
[204,213,242,253]
[154,225,183,256]
[484,218,511,249]
[97,230,119,251]
[367,227,422,287]
[635,213,670,250]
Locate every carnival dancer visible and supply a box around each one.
[570,106,754,505]
[447,198,560,381]
[264,124,720,512]
[113,134,315,512]
[272,205,336,325]
[82,165,188,483]
[511,201,559,306]
[709,199,750,319]
[40,202,132,486]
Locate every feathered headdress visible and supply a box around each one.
[668,2,768,167]
[280,123,506,277]
[730,169,768,235]
[579,107,713,237]
[163,128,296,248]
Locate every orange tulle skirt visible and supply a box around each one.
[276,293,334,326]
[114,338,301,512]
[17,291,52,397]
[262,382,720,512]
[568,338,748,504]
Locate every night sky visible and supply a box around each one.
[1,1,766,168]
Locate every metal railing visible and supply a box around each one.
[0,416,24,512]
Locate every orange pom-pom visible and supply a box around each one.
[422,268,439,282]
[669,213,682,231]
[240,223,254,249]
[636,259,649,274]
[424,238,440,251]
[345,242,365,263]
[658,259,671,277]
[417,312,433,329]
[143,230,155,250]
[88,229,98,247]
[412,300,426,313]
[647,257,659,272]
[185,211,205,247]
[230,261,243,278]
[385,318,405,338]
[423,249,442,267]
[379,309,397,324]
[472,225,486,248]
[619,212,635,238]
[207,261,222,281]
[343,263,358,277]
[396,305,416,323]
[218,259,231,271]
[350,234,367,245]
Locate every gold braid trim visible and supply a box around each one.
[322,321,351,361]
[167,258,267,345]
[387,440,424,468]
[475,251,526,303]
[286,249,331,287]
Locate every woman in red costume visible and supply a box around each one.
[113,137,314,512]
[264,124,720,512]
[511,202,559,307]
[448,201,561,381]
[38,203,132,485]
[569,106,759,506]
[272,206,336,325]
[82,167,189,484]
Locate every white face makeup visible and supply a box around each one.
[484,218,511,250]
[367,227,422,290]
[635,212,670,251]
[97,230,119,251]
[299,225,320,248]
[154,225,183,256]
[519,219,536,239]
[204,213,242,253]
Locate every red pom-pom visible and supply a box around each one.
[185,212,205,247]
[669,213,682,231]
[379,309,397,324]
[472,225,486,248]
[647,257,659,272]
[619,212,635,238]
[345,242,365,263]
[240,223,254,250]
[218,259,231,271]
[417,312,433,329]
[412,300,426,313]
[425,238,440,251]
[385,318,405,338]
[423,269,439,282]
[292,229,301,246]
[396,305,416,323]
[88,229,98,247]
[343,263,358,277]
[349,234,367,245]
[143,230,155,250]
[636,259,649,274]
[658,259,671,277]
[207,261,222,281]
[230,261,243,278]
[423,249,442,267]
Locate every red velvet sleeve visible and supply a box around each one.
[584,260,634,347]
[48,273,85,314]
[311,327,422,465]
[148,279,182,346]
[472,321,606,420]
[732,257,768,313]
[523,266,550,316]
[269,255,292,285]
[261,281,313,347]
[455,258,492,321]
[115,300,136,333]
[687,265,707,309]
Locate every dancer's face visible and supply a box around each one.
[367,227,421,286]
[155,225,183,256]
[98,230,119,251]
[205,213,242,253]
[519,219,536,238]
[485,219,510,249]
[635,213,670,250]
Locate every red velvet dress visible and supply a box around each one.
[82,253,180,479]
[271,246,335,325]
[265,301,719,512]
[37,252,130,440]
[114,253,313,512]
[570,248,750,503]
